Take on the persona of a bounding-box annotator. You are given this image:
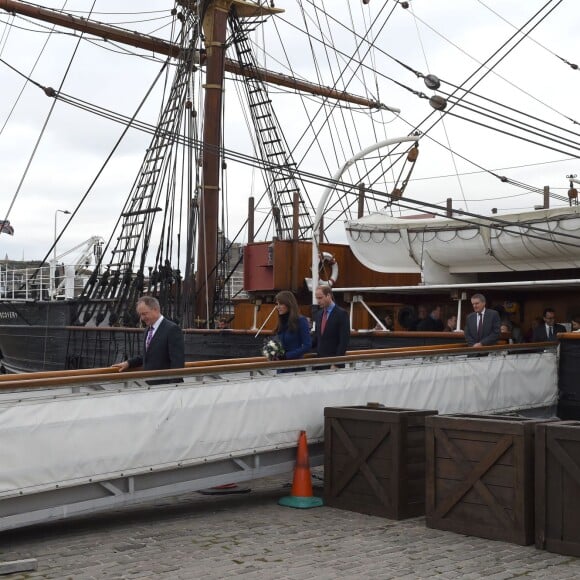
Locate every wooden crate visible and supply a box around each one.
[425,414,553,545]
[324,405,438,519]
[536,421,580,555]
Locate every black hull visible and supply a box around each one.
[0,301,465,373]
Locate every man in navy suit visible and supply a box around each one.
[113,296,185,376]
[313,285,350,368]
[464,293,501,348]
[532,307,566,342]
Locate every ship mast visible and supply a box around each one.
[1,0,391,325]
[194,0,284,323]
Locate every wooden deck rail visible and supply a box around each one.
[0,342,467,384]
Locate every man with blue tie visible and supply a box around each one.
[313,285,350,368]
[464,293,501,348]
[532,307,566,342]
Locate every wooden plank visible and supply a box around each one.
[428,501,518,543]
[426,424,436,518]
[436,438,515,465]
[436,478,515,509]
[535,423,548,549]
[548,433,580,486]
[0,559,38,575]
[435,459,515,487]
[426,415,544,436]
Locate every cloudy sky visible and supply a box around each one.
[0,0,578,262]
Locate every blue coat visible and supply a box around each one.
[277,315,312,359]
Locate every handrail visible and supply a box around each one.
[556,332,580,339]
[0,341,464,383]
[0,342,554,391]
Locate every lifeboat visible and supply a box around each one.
[345,206,580,284]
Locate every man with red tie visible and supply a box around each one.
[464,293,501,348]
[313,285,350,368]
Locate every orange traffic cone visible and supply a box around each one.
[278,430,323,509]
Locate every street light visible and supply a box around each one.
[54,209,71,261]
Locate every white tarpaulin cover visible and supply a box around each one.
[0,350,557,498]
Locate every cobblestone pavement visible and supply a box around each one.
[1,473,579,580]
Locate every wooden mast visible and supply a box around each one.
[195,0,229,324]
[195,0,290,323]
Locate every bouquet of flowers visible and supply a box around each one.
[262,338,285,361]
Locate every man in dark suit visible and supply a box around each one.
[464,293,501,347]
[416,305,445,331]
[113,296,185,378]
[313,285,350,369]
[532,307,566,342]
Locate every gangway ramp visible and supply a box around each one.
[0,343,558,531]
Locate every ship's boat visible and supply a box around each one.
[346,205,580,284]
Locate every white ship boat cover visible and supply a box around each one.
[345,206,580,284]
[0,350,557,499]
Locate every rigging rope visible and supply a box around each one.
[26,74,580,246]
[409,0,566,147]
[408,1,468,211]
[438,83,580,146]
[476,0,578,73]
[1,0,90,229]
[289,0,576,201]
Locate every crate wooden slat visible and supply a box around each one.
[536,420,580,556]
[324,405,437,519]
[425,414,554,545]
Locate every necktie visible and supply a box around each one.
[549,326,554,340]
[477,313,482,340]
[321,309,328,334]
[145,326,154,350]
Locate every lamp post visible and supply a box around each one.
[54,209,71,261]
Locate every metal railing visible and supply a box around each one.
[0,263,49,301]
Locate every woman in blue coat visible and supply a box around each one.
[274,290,312,365]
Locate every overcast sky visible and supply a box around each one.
[0,0,578,262]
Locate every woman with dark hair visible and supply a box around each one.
[275,290,312,362]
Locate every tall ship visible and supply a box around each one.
[0,0,579,372]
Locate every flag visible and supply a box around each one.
[0,220,14,236]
